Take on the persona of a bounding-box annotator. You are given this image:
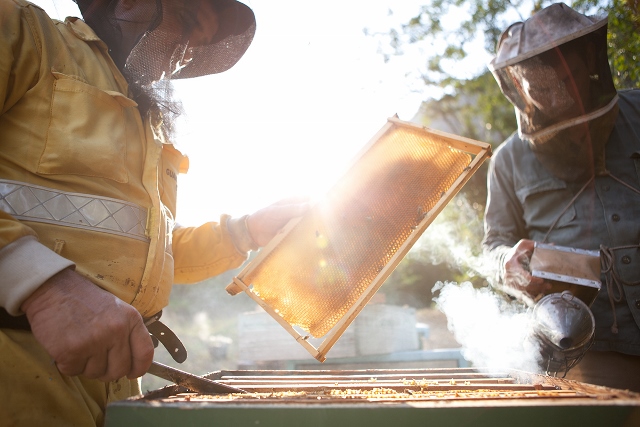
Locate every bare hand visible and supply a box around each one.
[21,268,154,382]
[246,197,311,246]
[503,239,552,303]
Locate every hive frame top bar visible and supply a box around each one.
[133,367,640,401]
[226,116,492,362]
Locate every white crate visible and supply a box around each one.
[238,304,418,362]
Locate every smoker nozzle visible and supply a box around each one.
[557,337,573,350]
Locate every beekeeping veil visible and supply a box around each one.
[73,0,256,85]
[488,3,618,181]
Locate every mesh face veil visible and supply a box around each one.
[488,3,618,180]
[488,3,615,140]
[74,0,256,85]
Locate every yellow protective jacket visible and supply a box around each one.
[0,0,249,318]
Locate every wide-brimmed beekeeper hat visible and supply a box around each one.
[74,0,256,84]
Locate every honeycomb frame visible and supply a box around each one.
[226,116,492,362]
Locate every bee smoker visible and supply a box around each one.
[528,243,601,376]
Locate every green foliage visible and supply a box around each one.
[382,0,533,88]
[574,0,640,89]
[416,71,517,145]
[381,0,638,95]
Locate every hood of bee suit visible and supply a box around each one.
[488,2,618,181]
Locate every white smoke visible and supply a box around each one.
[411,195,544,373]
[433,281,544,374]
[411,194,499,281]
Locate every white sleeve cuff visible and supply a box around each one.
[0,236,75,315]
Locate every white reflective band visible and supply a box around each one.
[0,179,149,242]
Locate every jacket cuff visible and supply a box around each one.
[226,215,260,255]
[0,236,75,315]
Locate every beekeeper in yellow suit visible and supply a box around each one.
[0,0,308,425]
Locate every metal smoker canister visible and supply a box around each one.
[528,243,601,375]
[532,291,596,374]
